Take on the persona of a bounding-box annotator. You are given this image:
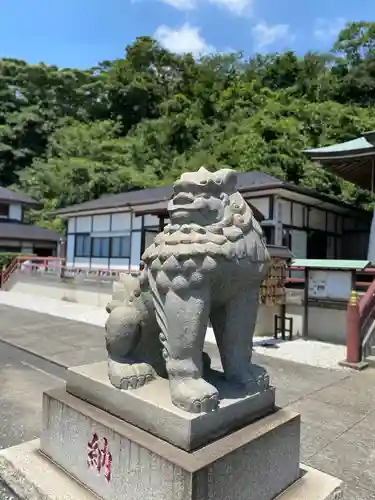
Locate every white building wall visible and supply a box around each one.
[112,213,132,231]
[9,203,22,221]
[130,231,142,270]
[92,214,110,232]
[110,258,130,270]
[74,257,90,268]
[280,199,291,225]
[68,218,76,233]
[274,198,283,246]
[132,214,142,229]
[65,211,150,271]
[144,215,159,227]
[292,203,304,227]
[76,216,91,233]
[248,197,270,219]
[66,234,75,266]
[309,208,326,231]
[90,258,109,269]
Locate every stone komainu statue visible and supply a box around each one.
[105,167,271,413]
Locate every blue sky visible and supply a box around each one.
[0,0,373,68]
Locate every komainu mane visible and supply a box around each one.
[105,167,271,413]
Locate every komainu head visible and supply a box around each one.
[168,167,237,228]
[142,167,267,263]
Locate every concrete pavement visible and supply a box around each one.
[0,340,66,499]
[0,290,348,370]
[1,304,375,498]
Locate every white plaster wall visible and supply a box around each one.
[144,215,159,227]
[66,235,75,266]
[290,229,307,258]
[274,198,283,246]
[74,257,90,268]
[248,197,270,219]
[112,213,131,231]
[280,199,291,225]
[132,214,142,230]
[67,218,76,233]
[109,258,130,270]
[92,214,110,232]
[9,203,22,221]
[285,305,346,345]
[90,258,109,269]
[292,203,304,228]
[309,208,326,231]
[130,231,142,269]
[76,216,91,233]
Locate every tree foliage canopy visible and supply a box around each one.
[2,22,375,230]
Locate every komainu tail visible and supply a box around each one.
[106,273,140,313]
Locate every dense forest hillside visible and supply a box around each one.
[1,21,375,231]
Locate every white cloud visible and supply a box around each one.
[155,23,215,56]
[208,0,253,15]
[314,17,346,41]
[252,21,295,49]
[161,0,196,10]
[159,0,253,15]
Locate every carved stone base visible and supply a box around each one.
[66,361,276,451]
[0,387,343,500]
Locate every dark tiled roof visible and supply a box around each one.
[55,169,367,217]
[56,185,172,215]
[0,222,61,241]
[0,186,39,205]
[55,171,282,216]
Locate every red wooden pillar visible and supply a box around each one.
[346,290,361,364]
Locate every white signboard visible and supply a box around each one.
[308,270,352,300]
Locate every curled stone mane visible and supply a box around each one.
[142,190,265,264]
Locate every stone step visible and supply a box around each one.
[0,440,96,500]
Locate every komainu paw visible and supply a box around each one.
[108,359,155,390]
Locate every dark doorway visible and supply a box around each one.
[307,231,327,259]
[34,247,54,257]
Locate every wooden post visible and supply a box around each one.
[346,290,361,364]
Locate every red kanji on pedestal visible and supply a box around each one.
[87,432,112,483]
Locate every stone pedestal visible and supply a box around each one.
[0,364,343,500]
[66,361,276,451]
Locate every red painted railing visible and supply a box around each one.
[359,279,375,360]
[1,256,64,288]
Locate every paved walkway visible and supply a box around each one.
[0,291,347,370]
[0,304,375,498]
